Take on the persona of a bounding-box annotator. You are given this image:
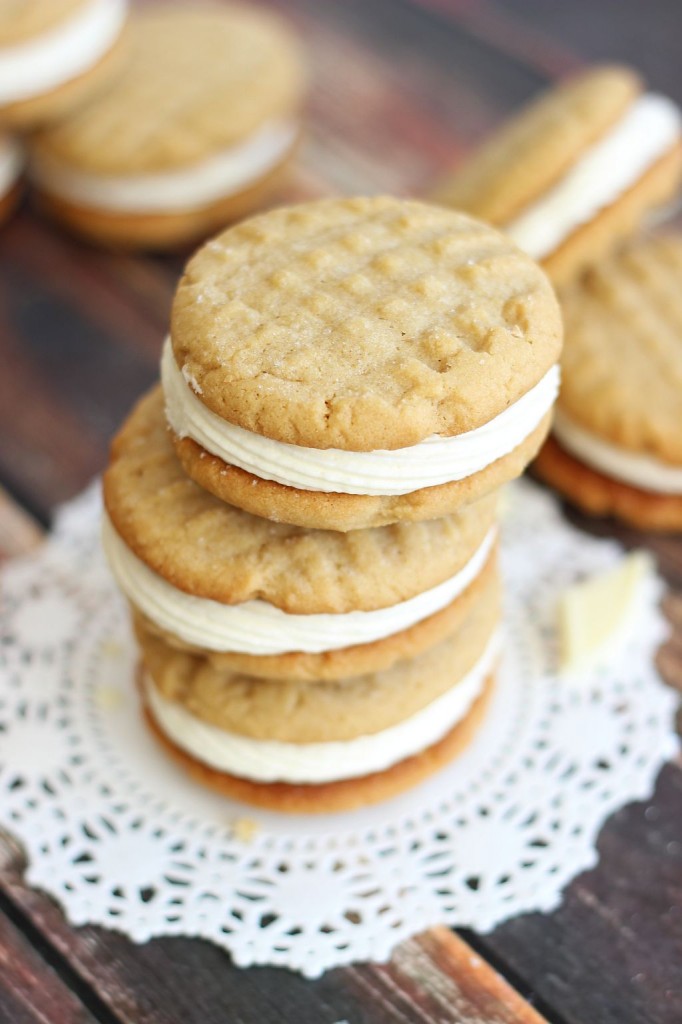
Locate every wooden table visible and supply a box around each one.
[2,2,682,1021]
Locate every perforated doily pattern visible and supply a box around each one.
[0,480,677,977]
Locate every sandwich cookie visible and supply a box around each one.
[137,574,501,813]
[0,0,128,128]
[0,137,23,224]
[165,196,562,531]
[535,233,682,531]
[27,5,306,249]
[433,66,682,287]
[104,387,499,681]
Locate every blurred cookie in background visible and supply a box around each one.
[0,0,129,128]
[534,233,682,531]
[432,66,682,287]
[26,4,307,250]
[0,136,23,224]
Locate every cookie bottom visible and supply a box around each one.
[34,148,295,251]
[0,28,129,129]
[534,435,682,531]
[543,142,682,287]
[142,673,495,814]
[172,414,551,532]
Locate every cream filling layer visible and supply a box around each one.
[0,138,22,196]
[162,340,560,496]
[29,119,297,213]
[144,631,499,784]
[506,93,682,259]
[0,0,127,104]
[102,512,496,655]
[553,410,682,494]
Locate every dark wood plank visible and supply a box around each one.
[457,0,682,98]
[480,763,682,1024]
[0,904,99,1024]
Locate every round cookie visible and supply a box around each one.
[104,386,499,678]
[27,5,306,250]
[534,233,682,530]
[0,0,129,129]
[142,674,495,815]
[432,66,682,287]
[164,195,562,529]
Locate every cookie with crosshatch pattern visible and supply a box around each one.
[164,195,562,531]
[433,66,682,287]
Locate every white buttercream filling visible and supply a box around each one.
[29,119,298,213]
[0,138,22,195]
[144,631,499,784]
[0,0,127,104]
[506,93,682,259]
[553,410,682,494]
[162,339,560,496]
[103,513,496,655]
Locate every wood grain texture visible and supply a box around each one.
[0,902,98,1024]
[481,763,682,1024]
[0,1,681,1022]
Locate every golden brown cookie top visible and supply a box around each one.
[138,571,500,742]
[29,4,305,173]
[559,233,682,465]
[170,196,562,450]
[0,0,86,46]
[104,387,498,614]
[433,66,641,225]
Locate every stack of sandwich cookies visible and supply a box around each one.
[0,0,128,128]
[0,137,23,224]
[164,196,562,531]
[27,5,305,249]
[534,233,682,531]
[104,388,501,812]
[102,196,562,811]
[433,67,682,286]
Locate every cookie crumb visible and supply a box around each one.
[94,685,125,712]
[231,817,260,843]
[181,364,203,395]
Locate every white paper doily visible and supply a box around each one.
[0,480,677,977]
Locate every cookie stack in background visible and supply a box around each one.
[0,2,306,245]
[0,0,131,227]
[534,233,682,531]
[433,66,682,288]
[0,0,129,128]
[103,196,563,813]
[433,66,682,531]
[26,5,306,249]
